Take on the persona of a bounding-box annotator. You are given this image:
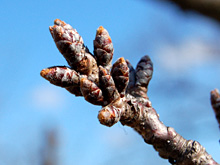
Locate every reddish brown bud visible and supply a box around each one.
[81,53,99,84]
[126,60,136,93]
[111,57,129,97]
[50,20,99,83]
[80,77,103,105]
[99,66,120,105]
[65,86,82,96]
[40,66,79,87]
[40,66,82,96]
[135,55,153,89]
[98,105,121,127]
[49,19,86,68]
[94,26,113,71]
[126,55,153,98]
[98,98,123,127]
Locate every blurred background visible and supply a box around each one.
[0,0,220,164]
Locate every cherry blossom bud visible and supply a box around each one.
[40,66,79,87]
[49,19,86,68]
[126,60,136,92]
[94,26,113,71]
[80,77,104,105]
[99,66,120,105]
[111,57,129,97]
[135,55,153,89]
[98,98,123,127]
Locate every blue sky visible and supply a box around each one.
[0,0,220,164]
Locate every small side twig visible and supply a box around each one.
[211,89,220,129]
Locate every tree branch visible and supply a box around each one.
[160,0,220,23]
[40,19,219,164]
[211,89,220,129]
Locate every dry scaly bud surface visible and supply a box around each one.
[94,26,114,72]
[41,19,219,165]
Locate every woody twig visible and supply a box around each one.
[211,89,220,129]
[40,19,218,165]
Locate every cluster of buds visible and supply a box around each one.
[41,19,218,164]
[41,19,153,127]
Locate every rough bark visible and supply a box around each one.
[40,19,219,165]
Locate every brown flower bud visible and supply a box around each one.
[111,57,129,97]
[94,26,113,71]
[80,77,104,105]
